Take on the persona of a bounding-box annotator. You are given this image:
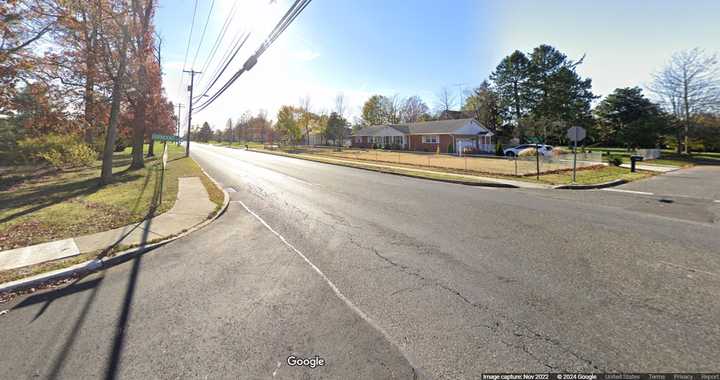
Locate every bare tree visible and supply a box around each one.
[649,48,720,154]
[381,94,402,124]
[334,93,345,117]
[400,95,429,123]
[299,94,312,145]
[435,87,456,118]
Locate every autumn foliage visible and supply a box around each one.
[1,0,175,183]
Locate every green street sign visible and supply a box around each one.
[527,136,543,143]
[152,133,179,142]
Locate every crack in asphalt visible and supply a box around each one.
[354,235,602,371]
[233,176,602,372]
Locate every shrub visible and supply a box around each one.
[0,118,24,163]
[518,147,537,157]
[15,134,97,169]
[495,143,504,156]
[447,143,454,154]
[608,155,624,166]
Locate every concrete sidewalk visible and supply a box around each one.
[0,177,216,271]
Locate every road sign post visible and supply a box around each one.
[528,136,542,180]
[152,134,176,205]
[566,126,587,183]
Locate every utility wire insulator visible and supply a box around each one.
[243,55,258,71]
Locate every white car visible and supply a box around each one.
[503,144,554,157]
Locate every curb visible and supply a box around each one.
[246,148,522,189]
[0,168,231,295]
[552,178,627,190]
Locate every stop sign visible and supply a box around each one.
[566,126,586,142]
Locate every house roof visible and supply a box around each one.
[352,124,407,137]
[353,118,490,137]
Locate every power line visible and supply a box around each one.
[190,0,216,68]
[197,0,239,81]
[193,0,312,112]
[193,32,251,101]
[176,0,200,99]
[196,25,249,97]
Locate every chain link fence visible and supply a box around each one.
[298,147,604,176]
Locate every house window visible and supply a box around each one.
[392,136,403,145]
[422,135,440,144]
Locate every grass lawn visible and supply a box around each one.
[588,146,720,167]
[0,143,223,251]
[536,165,653,185]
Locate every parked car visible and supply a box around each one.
[503,144,554,157]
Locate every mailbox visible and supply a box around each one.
[630,155,644,172]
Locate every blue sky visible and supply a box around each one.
[156,0,720,129]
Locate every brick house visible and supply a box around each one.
[351,118,494,154]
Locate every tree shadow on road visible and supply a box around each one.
[7,167,163,379]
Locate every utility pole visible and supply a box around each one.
[176,103,184,146]
[183,69,201,157]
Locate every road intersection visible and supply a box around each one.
[1,144,718,378]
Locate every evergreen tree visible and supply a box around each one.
[594,87,669,148]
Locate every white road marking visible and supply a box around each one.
[659,261,720,278]
[235,200,418,370]
[225,187,237,193]
[601,188,654,196]
[272,361,281,377]
[714,200,720,203]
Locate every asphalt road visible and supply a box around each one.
[2,144,719,379]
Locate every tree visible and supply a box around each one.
[435,87,456,118]
[197,121,212,142]
[594,87,669,149]
[691,113,720,152]
[275,105,302,144]
[381,94,402,124]
[400,95,430,123]
[526,45,595,136]
[325,111,349,148]
[649,48,720,154]
[490,50,531,140]
[490,46,596,144]
[0,1,61,114]
[361,94,386,126]
[462,80,503,134]
[127,0,156,168]
[225,118,233,142]
[334,93,345,117]
[99,4,132,185]
[298,95,312,144]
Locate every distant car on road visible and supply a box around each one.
[503,144,554,157]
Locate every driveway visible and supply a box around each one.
[615,165,720,200]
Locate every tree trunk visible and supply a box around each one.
[130,66,147,168]
[83,11,98,145]
[101,36,129,185]
[83,58,95,144]
[147,137,155,157]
